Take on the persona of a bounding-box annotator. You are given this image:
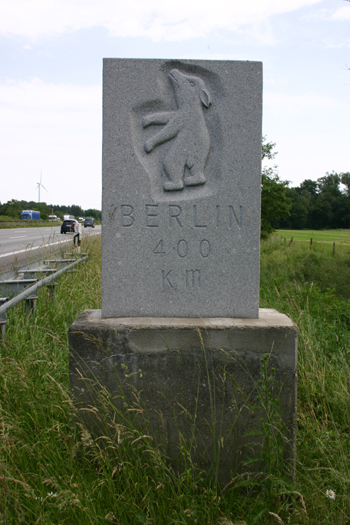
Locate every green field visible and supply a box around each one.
[1,236,350,523]
[276,229,350,244]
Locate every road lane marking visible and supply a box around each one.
[0,239,71,258]
[9,236,27,239]
[0,231,101,258]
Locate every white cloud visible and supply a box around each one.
[0,0,321,41]
[331,5,350,21]
[0,78,101,114]
[0,79,102,208]
[264,91,344,113]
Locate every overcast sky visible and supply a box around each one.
[0,0,349,210]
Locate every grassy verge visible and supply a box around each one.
[260,236,350,523]
[0,222,61,229]
[0,235,349,523]
[0,237,228,524]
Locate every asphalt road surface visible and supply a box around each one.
[0,225,101,272]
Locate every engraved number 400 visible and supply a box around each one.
[153,239,211,258]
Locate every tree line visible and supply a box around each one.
[261,138,350,235]
[1,140,348,233]
[278,173,350,230]
[0,200,101,221]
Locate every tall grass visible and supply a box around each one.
[0,235,349,523]
[260,237,350,523]
[0,237,227,524]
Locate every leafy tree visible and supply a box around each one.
[33,203,49,220]
[85,208,101,220]
[0,200,101,221]
[311,172,350,229]
[297,179,318,197]
[280,170,350,230]
[341,172,350,195]
[318,171,341,191]
[261,137,291,237]
[261,137,277,161]
[311,194,334,229]
[71,204,85,217]
[279,188,308,229]
[338,177,350,228]
[1,199,22,218]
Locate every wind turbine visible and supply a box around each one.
[36,171,47,202]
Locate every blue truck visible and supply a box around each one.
[20,210,40,220]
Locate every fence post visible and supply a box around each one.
[333,242,335,256]
[310,238,312,248]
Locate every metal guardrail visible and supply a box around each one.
[0,253,88,337]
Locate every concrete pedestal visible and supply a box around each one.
[69,309,297,484]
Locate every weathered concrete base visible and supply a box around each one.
[69,309,297,484]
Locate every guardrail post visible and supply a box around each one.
[0,255,89,328]
[73,235,81,254]
[46,282,57,297]
[0,315,6,338]
[25,296,37,315]
[0,298,7,338]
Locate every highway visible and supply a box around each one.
[0,225,101,271]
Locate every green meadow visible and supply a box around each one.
[276,229,350,244]
[0,234,350,523]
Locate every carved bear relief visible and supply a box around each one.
[130,65,221,201]
[142,69,212,192]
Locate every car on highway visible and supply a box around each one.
[84,217,95,228]
[61,219,78,234]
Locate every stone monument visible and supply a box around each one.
[102,59,262,319]
[69,58,297,484]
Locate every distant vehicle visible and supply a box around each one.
[49,215,59,221]
[64,214,75,220]
[61,219,78,234]
[84,217,95,228]
[78,217,84,222]
[20,210,40,220]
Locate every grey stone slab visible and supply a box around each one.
[102,58,262,318]
[69,308,297,484]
